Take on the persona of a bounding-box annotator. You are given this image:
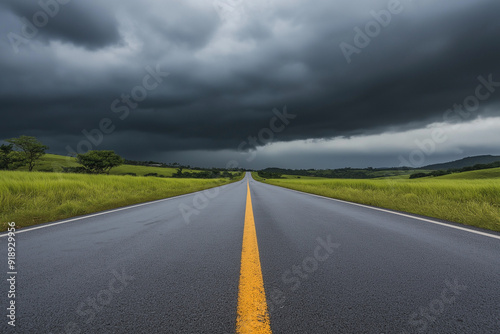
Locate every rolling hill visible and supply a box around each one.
[422,155,500,170]
[436,167,500,180]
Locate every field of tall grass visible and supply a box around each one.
[0,171,243,231]
[253,170,500,232]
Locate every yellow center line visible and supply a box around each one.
[236,181,272,334]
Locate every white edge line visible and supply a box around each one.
[254,178,500,241]
[0,179,245,238]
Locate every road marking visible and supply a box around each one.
[256,180,500,241]
[236,182,272,334]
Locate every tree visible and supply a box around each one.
[5,136,48,171]
[0,144,26,170]
[76,150,124,174]
[173,167,184,177]
[0,144,13,169]
[0,144,23,170]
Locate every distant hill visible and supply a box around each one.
[436,167,500,180]
[422,155,500,170]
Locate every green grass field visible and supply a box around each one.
[0,171,244,231]
[20,154,80,172]
[253,169,500,232]
[18,154,195,176]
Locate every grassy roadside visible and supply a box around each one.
[252,172,500,232]
[0,171,244,231]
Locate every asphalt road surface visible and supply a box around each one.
[1,173,499,333]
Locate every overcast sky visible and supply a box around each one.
[1,0,499,169]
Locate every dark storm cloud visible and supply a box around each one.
[1,0,121,49]
[0,0,499,166]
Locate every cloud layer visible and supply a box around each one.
[1,0,499,167]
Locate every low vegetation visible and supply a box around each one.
[253,169,500,232]
[0,171,244,231]
[260,167,428,179]
[257,171,283,179]
[12,154,237,178]
[173,168,238,179]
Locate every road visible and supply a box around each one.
[1,173,500,333]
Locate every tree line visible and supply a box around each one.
[1,135,124,174]
[1,135,241,178]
